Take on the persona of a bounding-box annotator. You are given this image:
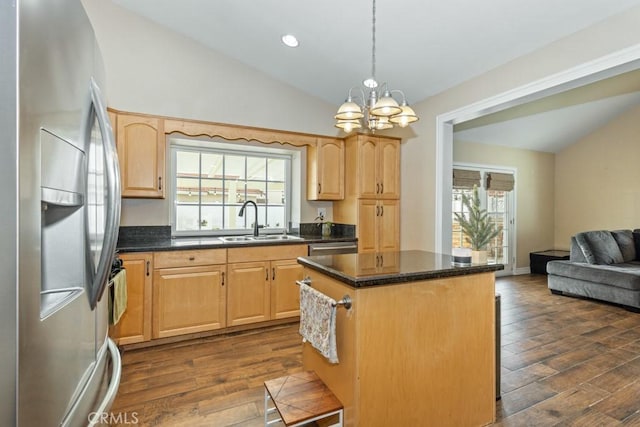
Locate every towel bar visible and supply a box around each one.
[295,278,352,310]
[332,295,352,310]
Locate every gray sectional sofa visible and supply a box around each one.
[547,229,640,312]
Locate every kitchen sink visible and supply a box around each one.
[250,235,303,241]
[172,237,224,246]
[186,235,304,243]
[219,236,255,242]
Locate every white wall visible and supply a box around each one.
[555,105,640,248]
[82,0,336,226]
[401,6,640,252]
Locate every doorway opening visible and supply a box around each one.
[435,44,640,269]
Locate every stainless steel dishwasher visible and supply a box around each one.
[308,241,358,255]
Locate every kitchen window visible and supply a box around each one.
[170,139,293,236]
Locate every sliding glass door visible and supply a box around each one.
[452,166,515,274]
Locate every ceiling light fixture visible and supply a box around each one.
[281,34,299,48]
[335,0,418,133]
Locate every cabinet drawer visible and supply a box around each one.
[227,244,308,263]
[154,249,226,269]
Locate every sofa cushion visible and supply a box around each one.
[611,230,636,262]
[547,260,640,291]
[574,230,624,265]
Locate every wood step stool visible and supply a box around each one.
[264,371,344,427]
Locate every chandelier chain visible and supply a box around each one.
[371,0,376,81]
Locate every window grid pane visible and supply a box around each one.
[173,146,291,234]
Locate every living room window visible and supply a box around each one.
[170,138,293,236]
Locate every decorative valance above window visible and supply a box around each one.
[486,172,515,191]
[452,169,481,189]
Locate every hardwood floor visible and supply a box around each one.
[110,274,640,426]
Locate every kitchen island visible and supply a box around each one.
[297,250,503,427]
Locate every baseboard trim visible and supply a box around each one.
[514,267,531,275]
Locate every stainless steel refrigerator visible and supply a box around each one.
[1,0,122,425]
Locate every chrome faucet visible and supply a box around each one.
[239,200,260,237]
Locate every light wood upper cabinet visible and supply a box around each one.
[348,134,400,199]
[116,113,166,198]
[109,252,153,345]
[356,137,379,198]
[307,138,344,200]
[377,138,400,199]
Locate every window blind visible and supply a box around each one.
[486,172,514,191]
[452,169,481,189]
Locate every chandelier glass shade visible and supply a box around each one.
[334,0,418,133]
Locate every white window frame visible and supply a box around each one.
[169,138,294,237]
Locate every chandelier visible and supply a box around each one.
[334,0,419,133]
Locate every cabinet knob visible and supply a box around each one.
[221,272,225,286]
[266,268,269,281]
[380,205,384,216]
[318,183,321,194]
[272,267,275,281]
[146,260,150,276]
[376,183,380,194]
[189,256,195,261]
[380,183,384,193]
[158,176,162,191]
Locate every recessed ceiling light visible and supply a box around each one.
[281,34,299,48]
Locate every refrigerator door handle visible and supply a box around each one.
[87,78,121,309]
[87,338,122,427]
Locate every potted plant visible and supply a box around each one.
[454,185,502,264]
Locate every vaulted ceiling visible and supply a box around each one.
[110,0,640,152]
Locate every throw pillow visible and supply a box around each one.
[611,230,636,262]
[574,230,624,265]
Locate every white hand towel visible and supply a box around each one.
[299,283,339,364]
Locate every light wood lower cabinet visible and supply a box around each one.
[227,244,307,327]
[357,198,400,253]
[227,261,271,326]
[117,244,306,344]
[153,261,226,339]
[109,252,153,345]
[271,259,304,319]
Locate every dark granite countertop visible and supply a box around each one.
[297,250,504,288]
[116,225,357,253]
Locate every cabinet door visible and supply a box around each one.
[109,252,152,345]
[377,138,400,199]
[271,259,303,319]
[317,139,344,200]
[152,265,226,338]
[378,199,400,252]
[116,113,165,198]
[357,136,379,198]
[227,261,270,326]
[357,199,379,253]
